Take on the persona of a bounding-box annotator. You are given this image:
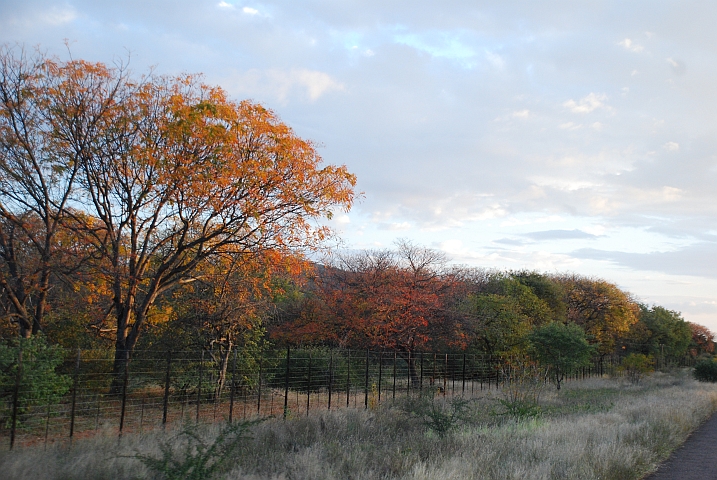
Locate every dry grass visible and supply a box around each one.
[1,369,715,480]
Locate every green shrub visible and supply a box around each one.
[693,358,717,382]
[398,394,473,437]
[620,353,654,385]
[0,335,71,426]
[135,419,262,480]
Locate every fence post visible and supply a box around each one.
[327,352,333,410]
[377,352,383,403]
[119,350,130,435]
[420,352,424,393]
[229,349,237,424]
[257,355,263,415]
[306,353,312,415]
[346,349,351,407]
[461,354,466,395]
[69,349,81,441]
[392,351,397,400]
[364,349,369,409]
[9,345,23,450]
[443,354,448,397]
[283,346,290,419]
[162,351,172,427]
[407,351,412,394]
[196,350,204,423]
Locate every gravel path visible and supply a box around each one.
[645,413,717,479]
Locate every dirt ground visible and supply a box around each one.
[645,413,717,479]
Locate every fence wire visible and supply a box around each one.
[0,346,694,449]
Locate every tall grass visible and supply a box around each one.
[1,369,715,479]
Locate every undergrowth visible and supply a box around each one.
[1,370,715,480]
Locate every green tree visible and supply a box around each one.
[529,322,595,390]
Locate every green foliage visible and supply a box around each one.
[496,398,542,421]
[620,353,654,385]
[398,394,473,437]
[529,322,595,389]
[134,419,262,480]
[631,305,692,358]
[693,358,717,382]
[0,335,71,424]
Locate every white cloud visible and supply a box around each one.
[618,38,644,53]
[559,122,582,130]
[512,109,530,118]
[563,93,609,114]
[242,7,259,15]
[664,141,680,151]
[217,1,234,9]
[39,6,76,25]
[226,68,344,103]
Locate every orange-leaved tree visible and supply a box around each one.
[22,55,357,391]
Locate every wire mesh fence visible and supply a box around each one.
[0,345,695,449]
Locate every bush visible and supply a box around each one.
[620,353,654,385]
[0,335,71,426]
[135,419,262,480]
[398,394,473,437]
[693,358,717,382]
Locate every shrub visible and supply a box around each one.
[693,358,717,382]
[398,394,473,437]
[620,353,654,385]
[0,335,70,426]
[134,419,262,480]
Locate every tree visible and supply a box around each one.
[688,322,715,357]
[462,273,554,355]
[273,241,462,385]
[0,49,356,390]
[0,46,107,337]
[529,322,595,390]
[554,274,639,354]
[621,305,691,359]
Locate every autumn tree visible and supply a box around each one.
[688,322,715,357]
[0,46,112,337]
[553,274,639,354]
[273,241,461,384]
[620,305,691,359]
[0,49,356,390]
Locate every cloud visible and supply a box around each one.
[666,57,687,75]
[563,93,610,114]
[618,38,644,53]
[574,242,717,279]
[512,109,530,118]
[664,141,679,151]
[523,229,598,241]
[225,68,344,102]
[243,7,259,15]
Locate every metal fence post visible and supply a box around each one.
[346,349,351,407]
[364,349,369,409]
[257,355,263,415]
[9,345,23,450]
[119,350,130,435]
[306,353,312,415]
[461,354,466,395]
[69,349,81,441]
[420,352,424,393]
[229,349,237,424]
[196,350,204,423]
[392,351,397,400]
[162,351,172,427]
[377,352,383,403]
[283,346,290,419]
[327,352,333,410]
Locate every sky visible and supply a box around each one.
[2,1,717,329]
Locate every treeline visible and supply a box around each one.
[269,241,714,362]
